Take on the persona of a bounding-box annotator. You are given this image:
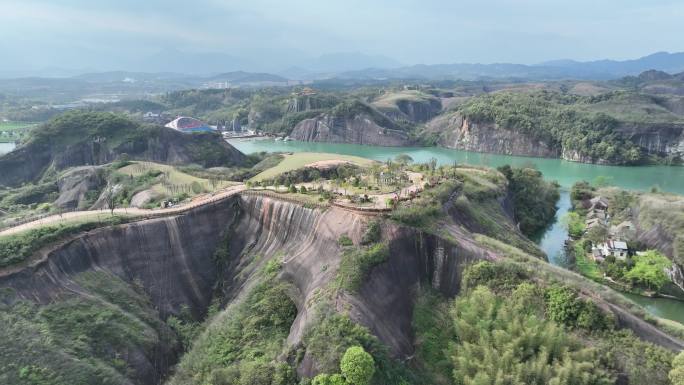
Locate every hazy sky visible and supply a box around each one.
[1,0,683,73]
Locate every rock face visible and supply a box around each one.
[291,114,412,146]
[427,113,560,158]
[375,98,442,123]
[54,166,107,210]
[616,122,684,160]
[129,189,162,208]
[0,127,246,187]
[2,193,682,384]
[425,109,684,163]
[0,199,241,384]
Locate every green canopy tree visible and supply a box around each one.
[340,346,375,385]
[670,352,684,385]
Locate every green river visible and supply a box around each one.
[229,138,684,324]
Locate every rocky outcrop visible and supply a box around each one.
[375,98,442,123]
[130,189,162,208]
[54,166,107,210]
[2,192,682,384]
[0,127,246,188]
[291,114,412,146]
[616,122,684,160]
[427,113,560,158]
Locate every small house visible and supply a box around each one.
[598,240,629,260]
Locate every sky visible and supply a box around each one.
[1,0,683,74]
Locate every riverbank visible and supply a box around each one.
[229,138,684,325]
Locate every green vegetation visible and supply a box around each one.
[0,216,127,268]
[390,179,461,229]
[336,243,389,291]
[451,285,612,385]
[412,261,676,385]
[170,260,298,385]
[561,212,585,238]
[624,250,672,291]
[459,91,644,164]
[671,352,684,385]
[0,121,35,143]
[301,308,409,385]
[0,270,178,385]
[498,165,560,236]
[360,221,381,245]
[250,152,374,182]
[411,289,454,385]
[340,346,375,385]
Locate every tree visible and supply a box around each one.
[562,212,585,238]
[312,373,346,385]
[340,346,375,385]
[670,352,684,385]
[624,250,672,291]
[585,225,609,245]
[394,154,413,167]
[104,186,116,215]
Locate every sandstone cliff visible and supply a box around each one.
[291,113,412,146]
[372,92,442,123]
[2,192,682,384]
[426,112,560,158]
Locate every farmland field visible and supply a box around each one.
[0,122,36,143]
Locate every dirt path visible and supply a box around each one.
[0,185,246,237]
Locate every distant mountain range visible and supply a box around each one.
[3,51,684,95]
[336,52,684,81]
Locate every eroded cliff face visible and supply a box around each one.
[376,98,442,124]
[616,122,684,161]
[2,193,683,384]
[0,198,242,384]
[427,113,560,158]
[290,114,412,146]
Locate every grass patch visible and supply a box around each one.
[574,243,603,280]
[0,215,128,268]
[250,152,374,182]
[0,121,36,143]
[336,243,389,292]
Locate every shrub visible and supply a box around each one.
[336,243,389,291]
[461,261,527,293]
[340,346,375,385]
[670,352,684,385]
[338,235,353,247]
[451,286,612,385]
[624,250,672,291]
[360,221,381,245]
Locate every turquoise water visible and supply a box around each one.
[230,139,684,324]
[231,139,684,193]
[0,142,15,155]
[622,293,684,325]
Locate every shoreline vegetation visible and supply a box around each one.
[563,180,684,302]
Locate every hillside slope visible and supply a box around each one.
[0,112,246,187]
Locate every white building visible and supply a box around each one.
[597,240,629,260]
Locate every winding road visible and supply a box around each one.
[0,184,247,237]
